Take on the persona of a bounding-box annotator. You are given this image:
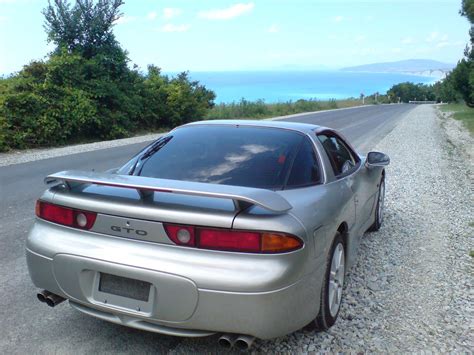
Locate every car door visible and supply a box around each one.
[316,131,373,235]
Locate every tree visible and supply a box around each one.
[461,0,474,28]
[387,82,434,103]
[0,0,216,152]
[456,0,474,106]
[43,0,124,59]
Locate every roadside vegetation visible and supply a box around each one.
[439,103,474,134]
[0,0,214,152]
[206,97,382,120]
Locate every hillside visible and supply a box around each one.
[341,59,455,73]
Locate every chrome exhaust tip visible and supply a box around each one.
[37,290,52,303]
[234,335,256,351]
[45,293,66,307]
[218,334,238,349]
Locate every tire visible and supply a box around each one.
[314,232,345,331]
[368,175,385,232]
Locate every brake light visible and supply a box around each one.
[199,229,260,252]
[163,223,303,253]
[36,201,97,230]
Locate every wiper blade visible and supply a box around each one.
[140,136,173,160]
[129,135,173,175]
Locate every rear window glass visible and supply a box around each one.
[135,125,304,189]
[286,138,321,187]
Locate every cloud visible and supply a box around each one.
[436,40,464,48]
[198,3,255,20]
[0,16,7,24]
[114,15,136,25]
[391,48,402,53]
[426,31,439,42]
[354,35,366,43]
[426,32,451,46]
[401,37,414,44]
[266,24,279,33]
[333,16,344,23]
[147,11,158,20]
[161,23,191,33]
[163,8,182,19]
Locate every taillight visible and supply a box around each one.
[163,224,195,246]
[163,223,303,253]
[36,201,97,230]
[199,229,261,253]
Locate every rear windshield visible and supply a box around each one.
[133,125,305,189]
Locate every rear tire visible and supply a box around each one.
[368,176,385,232]
[314,232,345,331]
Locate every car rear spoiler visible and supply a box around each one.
[44,170,292,213]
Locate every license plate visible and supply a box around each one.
[99,273,151,302]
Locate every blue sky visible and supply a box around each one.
[0,0,470,74]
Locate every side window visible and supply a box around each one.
[317,133,358,176]
[286,137,321,187]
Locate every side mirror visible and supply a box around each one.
[366,151,390,168]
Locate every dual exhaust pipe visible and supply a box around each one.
[37,290,66,307]
[218,333,256,350]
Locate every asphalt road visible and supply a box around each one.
[0,104,415,353]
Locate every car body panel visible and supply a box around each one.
[26,119,387,339]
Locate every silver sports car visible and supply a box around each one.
[27,120,389,349]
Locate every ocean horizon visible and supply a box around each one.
[182,70,438,104]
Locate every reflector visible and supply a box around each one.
[164,224,195,246]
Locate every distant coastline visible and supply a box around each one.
[341,59,454,77]
[186,70,437,104]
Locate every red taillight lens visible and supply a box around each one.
[163,224,195,246]
[199,229,260,252]
[36,201,97,230]
[163,223,303,253]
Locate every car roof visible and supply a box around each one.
[182,119,326,135]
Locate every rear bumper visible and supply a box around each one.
[26,220,321,339]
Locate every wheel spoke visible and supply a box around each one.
[328,284,336,305]
[336,247,343,270]
[328,242,345,318]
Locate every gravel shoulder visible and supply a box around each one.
[173,105,473,353]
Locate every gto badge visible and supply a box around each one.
[111,225,148,236]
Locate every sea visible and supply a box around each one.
[185,71,438,104]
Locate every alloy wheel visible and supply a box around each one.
[328,243,345,317]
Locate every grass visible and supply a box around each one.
[205,98,375,120]
[439,103,474,135]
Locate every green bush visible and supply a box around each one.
[0,0,216,152]
[0,53,215,152]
